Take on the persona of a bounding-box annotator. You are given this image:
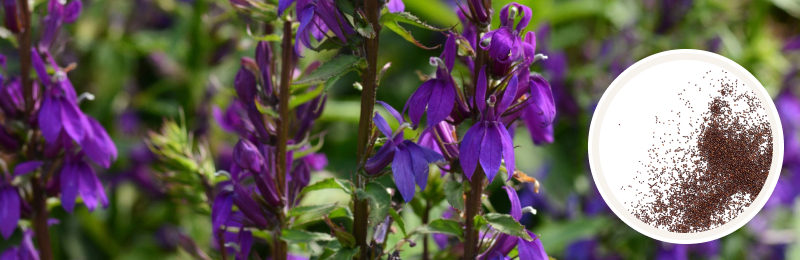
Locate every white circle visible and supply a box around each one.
[587,49,784,244]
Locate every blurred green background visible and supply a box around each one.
[1,0,799,259]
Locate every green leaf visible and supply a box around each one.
[281,229,335,243]
[356,182,391,224]
[287,203,338,219]
[294,55,361,85]
[289,84,325,109]
[444,181,465,212]
[333,247,359,260]
[313,248,336,260]
[300,178,352,195]
[474,214,488,228]
[418,219,463,238]
[484,213,532,241]
[379,12,445,50]
[388,208,407,237]
[380,12,446,31]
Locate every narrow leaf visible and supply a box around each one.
[444,181,465,212]
[381,21,440,50]
[289,84,325,109]
[388,208,407,237]
[281,229,335,243]
[294,55,361,85]
[484,213,533,241]
[380,12,446,31]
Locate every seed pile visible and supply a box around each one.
[623,70,773,233]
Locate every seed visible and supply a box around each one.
[625,71,772,233]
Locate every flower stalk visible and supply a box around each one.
[272,19,294,260]
[354,0,382,259]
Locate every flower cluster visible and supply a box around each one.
[359,2,556,258]
[210,40,328,259]
[1,0,117,256]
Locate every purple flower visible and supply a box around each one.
[0,229,39,259]
[287,0,355,55]
[364,102,444,202]
[59,157,109,213]
[386,0,404,12]
[39,0,82,50]
[406,33,459,128]
[785,35,800,52]
[2,0,20,33]
[233,139,280,207]
[0,184,20,239]
[479,186,547,260]
[460,67,518,182]
[479,3,536,75]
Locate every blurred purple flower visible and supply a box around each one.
[0,229,39,260]
[39,0,82,50]
[386,0,404,12]
[2,0,20,33]
[59,156,109,213]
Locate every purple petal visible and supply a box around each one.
[212,190,233,235]
[232,185,269,227]
[497,74,518,114]
[387,0,404,12]
[442,33,456,71]
[2,0,20,33]
[377,101,404,124]
[255,41,273,94]
[277,0,296,16]
[81,117,117,168]
[459,123,486,181]
[372,112,394,138]
[392,146,416,202]
[785,35,800,52]
[529,74,556,127]
[233,138,265,172]
[295,4,316,55]
[406,80,435,127]
[365,142,396,174]
[59,98,87,142]
[426,80,456,128]
[31,48,52,87]
[60,162,80,213]
[301,153,328,171]
[503,186,521,221]
[405,142,431,191]
[479,122,503,182]
[522,32,536,62]
[19,229,39,259]
[475,67,487,115]
[0,187,20,239]
[13,161,43,177]
[514,5,532,32]
[39,96,62,143]
[234,60,258,104]
[479,234,516,260]
[518,232,548,260]
[523,106,554,145]
[497,123,516,180]
[0,247,18,259]
[62,0,82,23]
[76,161,101,211]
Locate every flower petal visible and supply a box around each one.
[365,141,396,174]
[372,112,394,138]
[392,146,416,202]
[81,117,117,168]
[497,123,516,180]
[460,123,486,181]
[39,96,62,143]
[212,189,233,236]
[387,0,404,12]
[59,98,87,142]
[0,187,20,239]
[529,74,556,127]
[426,80,456,128]
[503,186,521,221]
[62,0,82,23]
[497,74,518,114]
[76,162,100,211]
[480,122,503,182]
[405,142,432,191]
[517,232,548,260]
[60,162,80,213]
[277,0,295,16]
[406,80,435,127]
[13,161,43,177]
[377,101,404,124]
[475,66,487,115]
